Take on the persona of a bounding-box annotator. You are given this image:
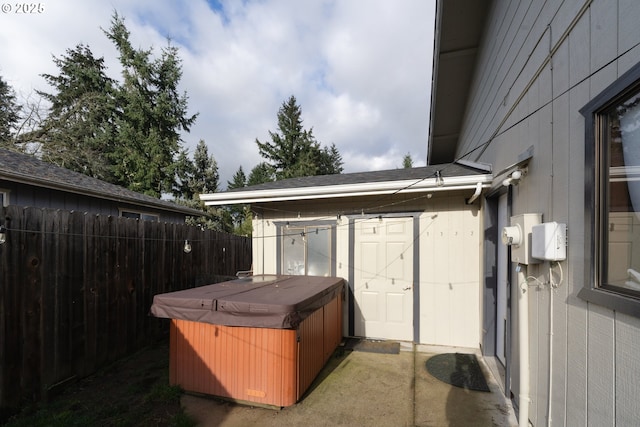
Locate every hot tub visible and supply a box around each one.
[150,275,344,407]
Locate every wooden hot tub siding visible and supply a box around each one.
[169,293,343,407]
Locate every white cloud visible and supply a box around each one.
[0,0,435,188]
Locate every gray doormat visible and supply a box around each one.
[425,353,490,392]
[343,338,400,354]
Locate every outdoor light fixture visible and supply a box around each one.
[502,168,526,187]
[0,225,5,244]
[183,239,192,254]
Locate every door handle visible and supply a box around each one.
[403,286,412,291]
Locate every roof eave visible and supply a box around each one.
[1,171,203,217]
[200,174,492,206]
[427,0,491,165]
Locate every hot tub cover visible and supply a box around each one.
[150,275,344,329]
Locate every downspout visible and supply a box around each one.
[516,263,530,427]
[466,181,483,204]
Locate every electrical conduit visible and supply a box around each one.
[517,264,530,427]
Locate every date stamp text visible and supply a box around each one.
[2,3,45,13]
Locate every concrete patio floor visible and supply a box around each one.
[181,343,519,427]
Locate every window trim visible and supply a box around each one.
[0,189,9,207]
[274,220,337,277]
[579,60,640,317]
[119,208,160,222]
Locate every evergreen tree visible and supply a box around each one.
[29,44,117,180]
[104,12,197,197]
[173,140,219,199]
[402,153,413,168]
[247,162,274,186]
[0,75,21,145]
[233,206,253,237]
[225,165,250,233]
[180,196,232,233]
[256,95,342,180]
[227,165,247,190]
[22,13,198,197]
[318,143,344,175]
[173,140,226,231]
[192,140,219,194]
[172,148,195,199]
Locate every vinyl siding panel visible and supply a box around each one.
[568,9,591,89]
[419,196,481,348]
[587,305,615,425]
[590,0,618,75]
[451,0,640,425]
[460,1,552,159]
[618,0,640,54]
[615,313,640,425]
[566,299,588,425]
[618,0,640,74]
[549,86,570,427]
[565,80,590,426]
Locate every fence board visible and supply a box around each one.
[54,209,73,391]
[84,213,98,373]
[22,207,43,402]
[40,209,58,397]
[0,206,251,415]
[0,210,5,410]
[116,217,128,359]
[1,206,24,411]
[69,211,87,377]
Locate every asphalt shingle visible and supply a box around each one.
[0,148,202,216]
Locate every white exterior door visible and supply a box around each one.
[354,217,414,341]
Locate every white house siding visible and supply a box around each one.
[420,195,481,348]
[250,194,482,348]
[454,0,640,425]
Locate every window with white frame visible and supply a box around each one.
[581,61,640,315]
[278,221,335,277]
[0,190,8,207]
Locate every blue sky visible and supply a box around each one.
[0,0,435,187]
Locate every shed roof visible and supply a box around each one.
[200,161,492,206]
[0,148,203,216]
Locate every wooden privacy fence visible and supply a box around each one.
[0,205,251,414]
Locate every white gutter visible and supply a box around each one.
[200,174,492,206]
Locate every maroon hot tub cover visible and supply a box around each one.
[150,275,344,329]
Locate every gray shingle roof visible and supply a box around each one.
[0,148,203,216]
[225,162,490,193]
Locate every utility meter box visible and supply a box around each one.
[532,222,567,261]
[502,213,542,264]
